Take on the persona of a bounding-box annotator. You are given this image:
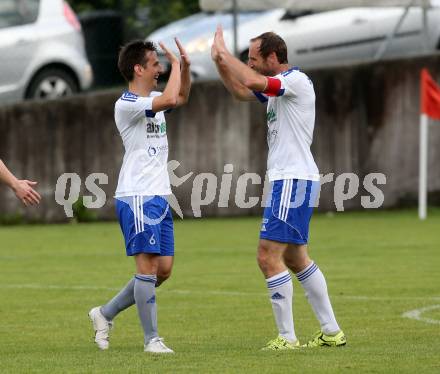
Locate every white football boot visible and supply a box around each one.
[88,306,113,350]
[144,337,174,353]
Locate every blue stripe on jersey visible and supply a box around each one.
[281,66,300,76]
[145,109,156,118]
[121,91,139,102]
[253,91,268,103]
[123,91,138,98]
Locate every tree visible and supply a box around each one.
[68,0,200,38]
[148,0,200,33]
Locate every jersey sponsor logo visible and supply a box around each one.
[267,108,277,124]
[146,122,167,134]
[148,146,158,157]
[148,145,168,157]
[267,129,278,145]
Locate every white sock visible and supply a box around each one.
[296,262,340,335]
[266,270,296,342]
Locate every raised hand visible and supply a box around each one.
[214,25,227,53]
[159,42,179,65]
[212,25,227,61]
[175,37,190,67]
[211,39,219,61]
[13,180,41,206]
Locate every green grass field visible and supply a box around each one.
[1,210,439,373]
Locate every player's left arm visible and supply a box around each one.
[175,38,191,107]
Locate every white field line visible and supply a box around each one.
[1,284,121,292]
[402,305,440,325]
[1,283,440,302]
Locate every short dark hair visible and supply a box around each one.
[250,32,288,64]
[118,40,157,82]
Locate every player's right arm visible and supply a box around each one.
[151,42,181,112]
[211,35,255,102]
[0,159,41,206]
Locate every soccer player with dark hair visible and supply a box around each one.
[0,159,41,206]
[212,27,345,350]
[88,38,191,353]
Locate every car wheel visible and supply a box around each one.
[26,68,79,100]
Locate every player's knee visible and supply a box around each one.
[287,257,312,274]
[284,256,301,273]
[135,253,160,275]
[256,251,265,270]
[283,246,311,273]
[157,268,172,284]
[161,269,172,280]
[257,245,274,272]
[289,262,305,274]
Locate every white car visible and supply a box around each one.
[147,9,281,80]
[147,6,440,81]
[0,0,93,103]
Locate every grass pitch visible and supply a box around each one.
[0,209,439,373]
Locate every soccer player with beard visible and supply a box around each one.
[211,26,345,350]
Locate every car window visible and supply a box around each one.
[0,0,40,29]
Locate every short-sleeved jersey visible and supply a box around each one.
[254,68,320,182]
[114,91,171,198]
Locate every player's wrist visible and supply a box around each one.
[217,49,226,58]
[10,178,20,192]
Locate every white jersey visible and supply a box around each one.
[254,68,320,182]
[114,91,171,197]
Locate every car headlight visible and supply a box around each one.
[185,36,214,54]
